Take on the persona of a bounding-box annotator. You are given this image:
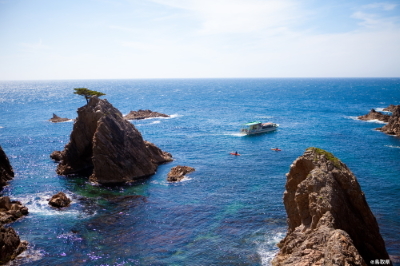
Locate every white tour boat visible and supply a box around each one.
[240,121,279,135]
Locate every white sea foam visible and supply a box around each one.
[257,230,285,266]
[344,116,359,121]
[150,120,161,124]
[4,247,44,265]
[365,119,388,124]
[385,145,400,149]
[16,192,80,217]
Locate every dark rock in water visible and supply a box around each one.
[272,148,390,266]
[0,146,14,190]
[0,197,29,225]
[49,113,70,123]
[358,109,390,122]
[378,105,400,137]
[124,109,169,120]
[383,104,397,112]
[50,150,63,162]
[167,166,195,182]
[48,192,71,208]
[0,224,28,265]
[55,97,172,184]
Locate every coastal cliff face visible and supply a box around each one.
[379,105,400,137]
[272,148,390,266]
[0,145,14,190]
[56,97,172,184]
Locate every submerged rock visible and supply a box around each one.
[378,105,400,137]
[0,145,14,190]
[48,192,71,208]
[167,166,195,182]
[0,225,28,265]
[124,109,169,120]
[0,197,28,225]
[272,147,390,266]
[358,109,390,122]
[55,97,172,184]
[49,113,70,123]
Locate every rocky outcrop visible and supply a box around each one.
[48,113,70,123]
[0,225,28,265]
[50,150,63,162]
[378,105,400,137]
[167,166,195,182]
[48,192,71,208]
[0,146,14,190]
[55,97,172,184]
[0,197,28,225]
[272,148,390,266]
[358,109,390,122]
[124,109,169,120]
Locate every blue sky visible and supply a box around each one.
[0,0,399,80]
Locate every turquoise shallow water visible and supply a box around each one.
[0,78,399,265]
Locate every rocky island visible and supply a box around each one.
[358,109,390,122]
[124,109,169,120]
[54,97,172,184]
[48,113,71,123]
[272,148,390,266]
[167,166,195,182]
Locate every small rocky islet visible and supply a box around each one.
[358,104,400,137]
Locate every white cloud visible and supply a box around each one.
[362,2,397,11]
[19,39,49,50]
[150,0,300,35]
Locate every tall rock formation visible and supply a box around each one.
[0,145,14,190]
[378,105,400,137]
[55,97,172,184]
[272,148,391,266]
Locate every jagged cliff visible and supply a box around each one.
[0,145,14,190]
[378,105,400,137]
[55,97,172,184]
[272,148,390,266]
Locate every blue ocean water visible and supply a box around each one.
[0,78,399,265]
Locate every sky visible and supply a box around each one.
[0,0,399,80]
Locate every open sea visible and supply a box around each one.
[0,78,399,266]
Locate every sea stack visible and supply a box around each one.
[0,145,14,190]
[272,148,390,266]
[55,97,172,184]
[378,105,400,137]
